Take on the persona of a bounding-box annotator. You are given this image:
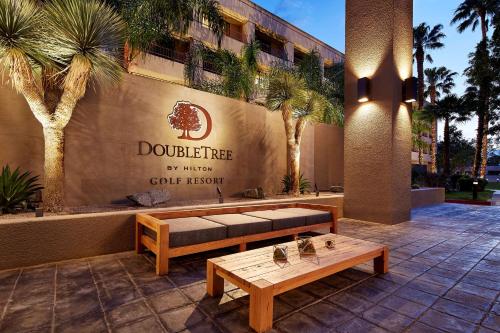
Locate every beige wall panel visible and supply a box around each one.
[0,74,343,207]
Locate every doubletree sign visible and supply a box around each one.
[138,101,232,186]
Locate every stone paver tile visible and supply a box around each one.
[427,267,465,280]
[165,267,205,287]
[363,277,401,293]
[149,289,191,314]
[215,306,252,333]
[431,298,485,324]
[90,260,128,281]
[55,293,102,321]
[298,280,338,298]
[275,312,326,333]
[461,275,500,291]
[132,272,175,296]
[277,289,316,308]
[338,268,373,281]
[335,317,389,333]
[405,278,450,296]
[419,308,478,333]
[320,274,355,289]
[0,302,53,333]
[120,256,155,275]
[158,304,206,333]
[362,305,413,332]
[273,299,294,319]
[444,288,493,311]
[477,326,498,333]
[113,316,165,333]
[302,301,354,328]
[453,282,498,300]
[180,282,209,303]
[95,277,142,311]
[405,322,445,333]
[378,295,428,318]
[377,272,412,285]
[179,320,222,333]
[393,286,439,306]
[349,283,390,303]
[197,293,242,317]
[491,302,500,315]
[106,300,153,328]
[481,313,500,332]
[55,310,108,333]
[328,291,374,314]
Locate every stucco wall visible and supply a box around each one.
[0,74,343,207]
[411,188,445,208]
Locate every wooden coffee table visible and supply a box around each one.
[206,234,388,333]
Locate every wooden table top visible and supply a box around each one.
[208,234,387,295]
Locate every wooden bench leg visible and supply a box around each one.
[207,261,224,297]
[374,246,389,274]
[292,233,298,241]
[136,222,144,254]
[156,223,169,275]
[239,243,247,252]
[249,280,274,333]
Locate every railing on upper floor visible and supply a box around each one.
[148,45,188,64]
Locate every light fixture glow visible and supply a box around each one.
[403,77,418,103]
[357,77,370,103]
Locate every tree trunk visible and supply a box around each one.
[282,107,296,192]
[289,144,300,196]
[479,14,489,178]
[416,49,425,109]
[292,118,308,196]
[443,117,451,176]
[430,86,437,173]
[480,112,489,177]
[418,148,423,165]
[473,106,485,178]
[43,126,65,212]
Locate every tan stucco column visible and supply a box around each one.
[344,0,413,224]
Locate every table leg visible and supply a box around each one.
[249,280,274,333]
[207,261,224,297]
[374,246,389,274]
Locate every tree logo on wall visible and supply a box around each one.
[168,101,212,141]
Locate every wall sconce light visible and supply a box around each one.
[357,77,370,103]
[403,77,418,103]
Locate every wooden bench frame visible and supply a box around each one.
[136,203,337,275]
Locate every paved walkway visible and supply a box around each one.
[0,203,499,333]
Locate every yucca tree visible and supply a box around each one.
[266,66,306,196]
[424,67,457,172]
[0,0,125,211]
[266,64,343,196]
[108,0,225,61]
[452,0,498,177]
[425,95,470,176]
[413,23,446,109]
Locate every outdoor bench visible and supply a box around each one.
[136,203,338,275]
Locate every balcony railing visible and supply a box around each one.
[258,43,286,60]
[148,44,187,64]
[203,60,222,75]
[224,28,244,43]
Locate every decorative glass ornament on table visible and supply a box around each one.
[296,236,316,255]
[273,244,288,261]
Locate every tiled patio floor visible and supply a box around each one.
[0,203,499,333]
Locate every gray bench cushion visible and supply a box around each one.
[275,208,332,226]
[143,217,227,247]
[202,214,272,238]
[242,210,306,230]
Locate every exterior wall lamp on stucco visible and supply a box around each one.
[403,77,418,103]
[357,77,370,103]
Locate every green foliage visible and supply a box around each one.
[437,126,476,173]
[108,0,224,56]
[184,40,261,100]
[281,174,311,194]
[424,67,458,100]
[457,175,488,191]
[413,23,446,63]
[0,165,43,213]
[451,0,498,35]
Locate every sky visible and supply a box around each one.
[251,0,485,141]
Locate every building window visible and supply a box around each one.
[294,48,307,66]
[255,29,285,60]
[223,19,244,42]
[149,38,190,63]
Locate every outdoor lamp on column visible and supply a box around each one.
[357,77,370,102]
[403,77,418,103]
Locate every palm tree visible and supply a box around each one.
[452,0,498,177]
[240,40,261,101]
[424,95,470,176]
[424,67,457,172]
[413,23,446,109]
[0,0,125,211]
[411,116,431,166]
[109,0,225,61]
